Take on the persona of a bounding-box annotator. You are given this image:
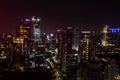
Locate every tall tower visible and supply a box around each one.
[72,26,81,51]
[16,19,31,56]
[101,25,109,46]
[80,31,91,61]
[66,27,73,54]
[31,16,41,42]
[16,19,31,40]
[57,29,66,72]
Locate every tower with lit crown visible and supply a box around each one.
[31,16,41,42]
[101,25,109,46]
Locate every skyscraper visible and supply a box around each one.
[72,26,81,51]
[57,29,66,72]
[16,19,31,40]
[65,27,73,54]
[80,31,91,61]
[31,16,41,43]
[101,25,109,46]
[16,19,31,56]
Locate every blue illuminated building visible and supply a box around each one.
[108,28,120,33]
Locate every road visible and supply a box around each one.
[47,58,62,80]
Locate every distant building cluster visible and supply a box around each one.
[0,16,57,71]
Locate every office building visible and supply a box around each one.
[31,16,41,43]
[16,19,31,40]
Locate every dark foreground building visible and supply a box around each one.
[0,71,53,80]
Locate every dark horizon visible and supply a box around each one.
[1,0,120,33]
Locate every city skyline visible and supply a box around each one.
[1,0,120,33]
[0,5,120,79]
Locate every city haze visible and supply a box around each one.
[0,0,120,33]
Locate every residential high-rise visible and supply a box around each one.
[80,31,91,61]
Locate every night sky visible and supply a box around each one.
[0,0,120,33]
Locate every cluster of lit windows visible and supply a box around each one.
[19,27,30,33]
[13,37,24,44]
[6,35,12,38]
